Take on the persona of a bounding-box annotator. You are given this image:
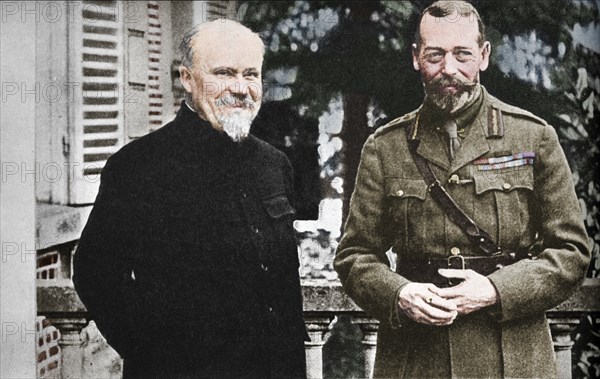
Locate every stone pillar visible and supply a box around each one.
[351,317,379,379]
[304,315,335,379]
[50,317,87,379]
[548,315,579,379]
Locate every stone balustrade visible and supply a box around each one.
[37,278,600,379]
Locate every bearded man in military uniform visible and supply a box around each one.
[334,1,590,378]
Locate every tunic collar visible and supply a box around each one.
[422,84,484,133]
[413,86,491,173]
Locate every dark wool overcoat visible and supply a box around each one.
[74,103,307,378]
[334,87,590,378]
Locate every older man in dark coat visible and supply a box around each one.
[73,20,307,378]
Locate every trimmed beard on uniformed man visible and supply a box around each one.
[215,94,256,142]
[426,75,480,114]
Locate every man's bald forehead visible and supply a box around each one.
[190,20,264,51]
[178,19,264,69]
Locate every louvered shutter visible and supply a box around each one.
[68,1,124,204]
[123,1,149,140]
[206,1,238,21]
[147,1,163,130]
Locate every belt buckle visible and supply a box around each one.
[446,254,465,286]
[447,255,465,270]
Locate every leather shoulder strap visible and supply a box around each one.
[405,125,500,256]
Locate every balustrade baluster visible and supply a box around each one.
[304,315,335,379]
[351,317,379,379]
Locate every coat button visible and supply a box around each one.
[450,247,461,256]
[396,190,404,197]
[261,263,269,272]
[502,182,512,190]
[449,174,460,184]
[268,306,273,312]
[251,225,259,234]
[241,192,247,198]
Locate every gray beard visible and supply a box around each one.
[426,84,481,115]
[219,112,253,142]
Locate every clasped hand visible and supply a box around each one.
[397,269,498,326]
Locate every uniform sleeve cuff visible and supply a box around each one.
[389,282,411,328]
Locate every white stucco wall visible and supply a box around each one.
[1,2,39,377]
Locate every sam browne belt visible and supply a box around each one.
[396,251,532,288]
[400,116,532,286]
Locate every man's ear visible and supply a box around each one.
[179,66,194,94]
[412,43,420,71]
[479,41,491,72]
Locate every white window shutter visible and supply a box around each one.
[65,1,173,204]
[123,1,149,140]
[68,1,125,204]
[207,1,238,21]
[147,1,164,131]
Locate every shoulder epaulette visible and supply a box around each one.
[374,110,418,137]
[488,96,548,126]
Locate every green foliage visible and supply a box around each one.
[240,1,599,377]
[474,0,595,52]
[242,1,423,117]
[552,45,600,277]
[572,315,600,378]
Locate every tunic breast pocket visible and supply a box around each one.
[472,167,534,250]
[384,177,428,254]
[384,177,428,222]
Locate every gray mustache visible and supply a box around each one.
[215,94,255,108]
[432,76,477,89]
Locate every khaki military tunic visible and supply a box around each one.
[334,87,590,378]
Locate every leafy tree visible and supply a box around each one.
[241,2,599,376]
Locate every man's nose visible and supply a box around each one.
[226,75,251,96]
[442,52,459,76]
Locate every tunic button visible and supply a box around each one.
[396,190,404,197]
[450,247,461,256]
[251,225,259,233]
[268,306,273,312]
[449,174,460,184]
[261,263,269,272]
[241,192,247,198]
[502,182,512,190]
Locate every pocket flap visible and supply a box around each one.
[263,195,296,219]
[384,177,427,200]
[473,168,534,194]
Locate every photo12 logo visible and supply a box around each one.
[1,2,144,24]
[1,322,37,344]
[2,81,144,104]
[1,161,102,184]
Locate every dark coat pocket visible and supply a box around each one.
[262,195,296,219]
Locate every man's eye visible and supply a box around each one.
[425,52,443,63]
[214,70,232,77]
[455,51,473,62]
[244,72,259,78]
